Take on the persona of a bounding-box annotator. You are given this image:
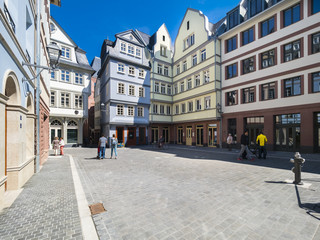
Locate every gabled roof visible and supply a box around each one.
[90,57,101,78]
[115,29,146,47]
[135,30,151,47]
[51,17,77,47]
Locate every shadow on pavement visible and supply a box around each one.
[295,185,320,221]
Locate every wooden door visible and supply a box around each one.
[127,127,136,146]
[186,127,192,146]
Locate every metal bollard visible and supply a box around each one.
[290,152,305,185]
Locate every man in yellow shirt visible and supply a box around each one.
[256,131,267,159]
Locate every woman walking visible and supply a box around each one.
[110,134,118,159]
[59,137,65,155]
[52,137,59,156]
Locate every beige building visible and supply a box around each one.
[220,0,320,152]
[171,9,222,147]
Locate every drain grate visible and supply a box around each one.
[89,203,106,215]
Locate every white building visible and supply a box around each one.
[49,18,94,146]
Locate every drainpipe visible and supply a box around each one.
[214,35,222,149]
[35,0,41,173]
[219,38,222,149]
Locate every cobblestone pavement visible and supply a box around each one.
[0,155,82,240]
[70,146,320,240]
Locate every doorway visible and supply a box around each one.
[208,126,217,147]
[186,127,192,146]
[177,127,183,144]
[116,127,124,143]
[275,114,300,151]
[139,127,146,145]
[315,113,320,152]
[196,125,203,146]
[162,127,169,143]
[127,127,136,146]
[151,127,159,143]
[51,128,62,144]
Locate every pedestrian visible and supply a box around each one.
[227,133,233,151]
[110,134,118,159]
[158,135,165,148]
[256,131,268,159]
[59,137,65,155]
[52,137,59,156]
[237,130,255,161]
[98,134,108,159]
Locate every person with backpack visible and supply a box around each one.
[110,134,118,159]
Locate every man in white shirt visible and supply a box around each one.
[98,134,108,159]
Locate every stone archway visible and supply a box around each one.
[26,95,35,159]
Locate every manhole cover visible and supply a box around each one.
[89,203,106,215]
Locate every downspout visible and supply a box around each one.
[35,0,41,173]
[214,35,222,149]
[219,38,223,149]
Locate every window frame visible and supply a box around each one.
[283,76,301,97]
[127,105,134,116]
[74,94,83,109]
[261,82,277,101]
[117,104,124,116]
[283,3,301,28]
[128,85,135,96]
[242,87,255,103]
[261,49,276,69]
[137,106,144,117]
[226,91,238,106]
[128,66,135,76]
[312,72,320,93]
[118,83,125,94]
[283,39,302,62]
[260,16,275,38]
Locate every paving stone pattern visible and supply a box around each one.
[71,146,320,240]
[0,156,82,240]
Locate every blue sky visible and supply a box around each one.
[51,0,240,64]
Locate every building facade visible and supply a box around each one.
[171,9,222,147]
[49,18,94,146]
[219,0,320,152]
[98,30,151,146]
[148,24,174,144]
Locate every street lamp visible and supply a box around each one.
[22,43,61,173]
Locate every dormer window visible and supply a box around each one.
[136,47,141,57]
[250,0,263,17]
[228,8,239,29]
[120,42,126,52]
[61,46,70,59]
[128,45,135,55]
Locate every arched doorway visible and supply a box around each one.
[4,71,21,190]
[50,119,62,145]
[26,95,35,159]
[67,120,78,144]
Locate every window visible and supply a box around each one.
[136,48,141,57]
[121,42,126,52]
[275,114,301,124]
[129,66,135,76]
[201,49,206,62]
[163,35,165,41]
[187,21,190,30]
[205,96,211,109]
[61,70,70,82]
[312,72,320,93]
[227,91,237,106]
[242,27,254,46]
[138,69,145,78]
[242,87,255,103]
[61,46,70,59]
[196,99,201,111]
[137,107,144,117]
[174,84,178,94]
[154,82,160,93]
[60,93,70,108]
[51,71,57,80]
[160,105,165,114]
[312,32,320,54]
[284,4,300,28]
[242,57,255,74]
[188,101,193,112]
[184,34,195,49]
[177,65,180,75]
[167,85,172,95]
[187,79,192,90]
[167,106,171,115]
[227,36,237,52]
[160,46,167,57]
[164,66,169,76]
[75,73,83,84]
[192,54,197,66]
[153,104,158,114]
[261,17,275,37]
[117,105,124,115]
[128,45,135,55]
[118,63,125,73]
[195,74,200,87]
[75,95,83,108]
[175,105,179,114]
[181,103,186,113]
[261,82,276,100]
[50,91,55,106]
[284,77,301,97]
[204,70,210,83]
[227,63,237,79]
[311,0,320,15]
[139,87,145,97]
[157,64,163,75]
[183,61,187,72]
[228,8,239,29]
[261,49,275,68]
[284,40,301,62]
[4,3,16,33]
[118,83,125,94]
[250,0,263,17]
[180,82,184,92]
[161,83,166,94]
[129,85,135,96]
[127,106,134,116]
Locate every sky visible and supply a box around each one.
[51,0,240,64]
